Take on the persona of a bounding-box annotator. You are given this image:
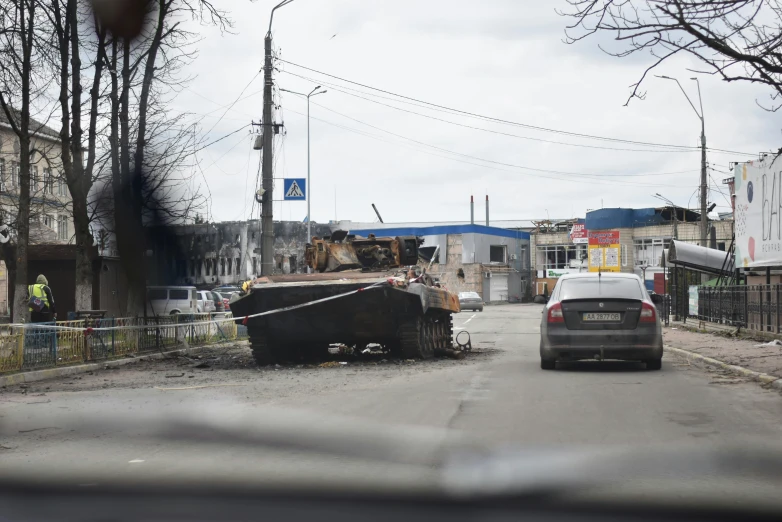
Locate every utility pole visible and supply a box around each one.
[694,78,708,248]
[260,0,295,276]
[657,75,708,247]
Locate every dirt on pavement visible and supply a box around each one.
[664,327,782,379]
[0,341,499,398]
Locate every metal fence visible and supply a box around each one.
[0,313,247,374]
[688,284,781,334]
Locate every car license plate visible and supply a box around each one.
[583,313,621,322]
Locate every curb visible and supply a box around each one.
[666,345,782,391]
[0,340,246,388]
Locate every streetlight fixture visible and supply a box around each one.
[279,86,327,249]
[656,74,708,248]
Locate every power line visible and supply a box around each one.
[283,103,692,188]
[190,124,251,157]
[281,70,709,155]
[305,97,692,186]
[278,59,756,156]
[202,70,261,138]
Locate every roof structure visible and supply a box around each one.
[0,108,60,141]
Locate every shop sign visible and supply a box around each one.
[570,223,588,244]
[588,230,621,272]
[734,160,782,267]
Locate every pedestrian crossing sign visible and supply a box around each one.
[283,178,306,200]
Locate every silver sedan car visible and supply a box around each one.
[458,291,484,312]
[540,272,663,370]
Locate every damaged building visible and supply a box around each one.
[147,220,332,287]
[343,223,531,303]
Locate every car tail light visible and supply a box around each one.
[547,302,564,323]
[640,302,656,322]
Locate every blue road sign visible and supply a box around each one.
[283,178,306,201]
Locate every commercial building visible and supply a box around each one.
[530,207,733,294]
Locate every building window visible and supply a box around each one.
[12,162,19,188]
[57,215,68,240]
[57,176,68,196]
[220,258,226,276]
[31,166,38,189]
[190,259,196,277]
[235,257,240,275]
[536,244,587,270]
[0,159,5,192]
[227,258,233,275]
[633,238,671,267]
[489,245,507,264]
[44,168,53,195]
[43,214,54,230]
[252,257,257,275]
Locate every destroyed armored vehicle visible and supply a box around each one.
[229,231,460,365]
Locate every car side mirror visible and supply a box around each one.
[650,294,663,305]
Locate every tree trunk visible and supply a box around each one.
[7,1,35,323]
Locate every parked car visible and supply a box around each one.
[458,291,484,312]
[213,286,240,295]
[539,272,663,371]
[146,286,198,316]
[210,291,225,313]
[196,290,216,314]
[220,291,241,312]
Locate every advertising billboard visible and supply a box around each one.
[734,160,782,268]
[588,230,621,272]
[569,222,588,244]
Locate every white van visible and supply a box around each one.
[146,286,198,316]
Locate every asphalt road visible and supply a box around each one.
[2,304,782,476]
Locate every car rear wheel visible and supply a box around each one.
[540,358,556,370]
[645,358,662,371]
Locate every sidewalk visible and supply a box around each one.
[664,324,782,381]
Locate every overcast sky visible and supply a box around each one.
[173,0,782,226]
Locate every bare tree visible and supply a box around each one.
[0,0,50,321]
[560,0,782,120]
[100,0,229,314]
[42,0,109,312]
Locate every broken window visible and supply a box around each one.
[235,257,241,275]
[489,245,507,264]
[252,257,257,275]
[290,255,297,274]
[457,268,465,280]
[220,258,226,276]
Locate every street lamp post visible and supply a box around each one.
[656,75,708,248]
[280,86,326,247]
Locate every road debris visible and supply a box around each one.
[165,373,185,378]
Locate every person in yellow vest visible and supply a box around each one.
[28,274,57,323]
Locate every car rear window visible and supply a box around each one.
[459,292,480,299]
[559,278,643,301]
[170,289,189,300]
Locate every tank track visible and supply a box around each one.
[399,312,454,359]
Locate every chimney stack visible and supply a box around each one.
[470,195,474,225]
[485,195,489,227]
